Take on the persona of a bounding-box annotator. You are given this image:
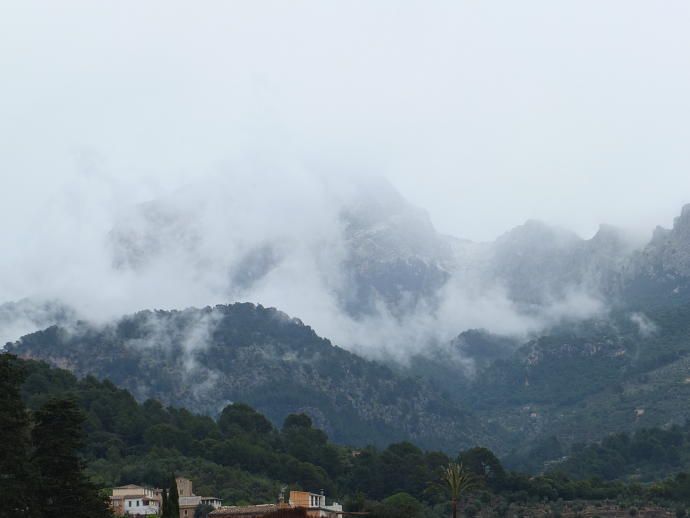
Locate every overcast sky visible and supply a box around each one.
[2,1,690,241]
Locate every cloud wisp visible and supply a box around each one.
[0,165,612,362]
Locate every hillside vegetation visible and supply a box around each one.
[7,303,502,452]
[10,354,690,516]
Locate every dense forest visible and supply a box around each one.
[16,299,690,466]
[553,425,690,482]
[0,354,112,518]
[7,353,690,516]
[7,303,494,452]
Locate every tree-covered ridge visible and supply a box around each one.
[551,424,690,483]
[8,302,500,452]
[10,353,690,517]
[457,301,690,460]
[15,353,458,506]
[14,297,690,481]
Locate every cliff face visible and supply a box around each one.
[618,204,690,306]
[474,204,690,309]
[640,205,690,276]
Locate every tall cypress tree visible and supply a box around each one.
[161,488,169,518]
[31,398,112,518]
[168,473,180,518]
[0,354,36,518]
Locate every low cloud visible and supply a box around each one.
[630,312,658,337]
[0,165,609,363]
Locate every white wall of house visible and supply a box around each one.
[124,497,159,516]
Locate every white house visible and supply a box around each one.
[110,485,161,516]
[123,495,160,516]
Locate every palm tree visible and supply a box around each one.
[434,462,475,518]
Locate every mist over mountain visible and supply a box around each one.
[3,166,690,480]
[0,299,78,347]
[2,172,690,366]
[620,205,690,307]
[5,175,690,459]
[103,176,690,349]
[5,302,505,452]
[11,265,690,459]
[8,5,690,514]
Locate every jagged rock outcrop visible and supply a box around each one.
[618,204,690,306]
[639,204,690,276]
[338,179,456,314]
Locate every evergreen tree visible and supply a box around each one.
[167,474,180,518]
[0,354,36,518]
[161,488,169,518]
[31,398,111,518]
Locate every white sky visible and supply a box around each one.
[2,1,690,241]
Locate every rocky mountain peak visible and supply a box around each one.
[673,203,690,235]
[622,205,690,295]
[591,224,622,241]
[495,220,580,251]
[650,225,671,245]
[588,224,640,257]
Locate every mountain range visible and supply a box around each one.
[7,303,503,452]
[133,179,690,308]
[5,181,690,469]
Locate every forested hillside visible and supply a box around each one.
[7,303,502,452]
[9,353,690,517]
[550,425,690,483]
[463,301,690,466]
[14,297,690,463]
[14,353,481,507]
[9,204,690,470]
